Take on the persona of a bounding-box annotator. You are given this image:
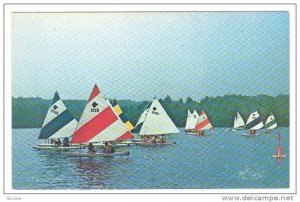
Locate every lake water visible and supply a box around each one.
[12,128,289,190]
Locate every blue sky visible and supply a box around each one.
[12,12,289,101]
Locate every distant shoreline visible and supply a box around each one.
[12,94,289,128]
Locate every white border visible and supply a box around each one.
[3,3,297,195]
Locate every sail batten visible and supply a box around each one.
[138,98,179,136]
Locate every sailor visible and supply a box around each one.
[63,137,70,147]
[88,143,96,153]
[55,138,62,147]
[103,142,115,153]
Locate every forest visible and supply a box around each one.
[12,94,289,128]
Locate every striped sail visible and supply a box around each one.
[195,110,213,131]
[264,112,278,130]
[139,98,179,136]
[244,110,264,130]
[71,84,133,143]
[38,92,78,139]
[233,112,245,129]
[111,99,135,132]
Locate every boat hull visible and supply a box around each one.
[272,154,287,158]
[90,141,136,148]
[65,151,130,157]
[241,133,260,137]
[135,142,176,146]
[33,145,83,150]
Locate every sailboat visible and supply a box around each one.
[134,98,179,145]
[233,112,245,131]
[185,110,199,134]
[264,112,278,134]
[194,110,214,136]
[242,108,264,136]
[33,92,80,150]
[66,84,132,157]
[272,133,286,158]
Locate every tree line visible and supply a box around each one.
[12,94,289,128]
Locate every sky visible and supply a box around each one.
[12,12,289,101]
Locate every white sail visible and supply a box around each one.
[191,110,200,129]
[139,98,179,136]
[265,112,278,130]
[136,108,149,128]
[38,92,78,140]
[233,112,245,129]
[184,110,193,130]
[244,110,264,130]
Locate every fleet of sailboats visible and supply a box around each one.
[32,86,284,159]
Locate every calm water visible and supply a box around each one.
[12,128,289,190]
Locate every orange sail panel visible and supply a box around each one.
[195,111,213,131]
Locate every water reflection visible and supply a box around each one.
[73,158,112,189]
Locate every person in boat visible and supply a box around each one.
[265,129,271,134]
[103,142,115,153]
[55,138,62,147]
[50,139,55,144]
[249,129,256,135]
[63,137,70,147]
[157,135,166,143]
[88,143,96,153]
[197,130,205,136]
